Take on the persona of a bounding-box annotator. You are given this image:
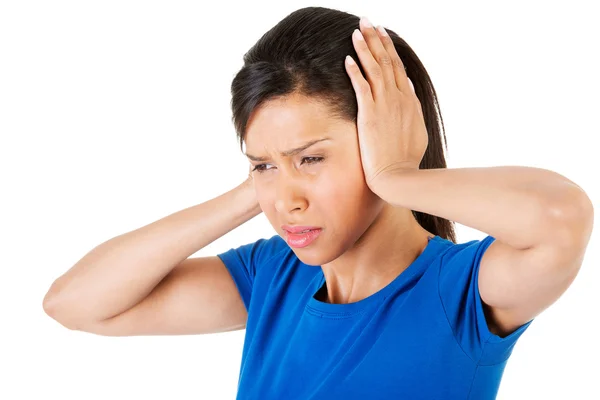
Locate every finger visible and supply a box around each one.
[351,29,385,99]
[345,54,376,109]
[355,17,397,98]
[375,25,411,94]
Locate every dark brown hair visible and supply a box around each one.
[230,6,456,243]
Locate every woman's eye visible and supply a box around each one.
[252,157,324,174]
[252,164,269,173]
[300,156,324,166]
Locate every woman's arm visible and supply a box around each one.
[370,165,593,335]
[43,177,261,327]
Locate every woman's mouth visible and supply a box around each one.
[284,228,322,248]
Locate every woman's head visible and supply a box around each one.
[231,6,456,247]
[243,92,387,264]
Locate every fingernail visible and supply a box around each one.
[353,29,364,41]
[377,25,388,36]
[361,16,372,28]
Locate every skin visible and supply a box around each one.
[341,16,593,338]
[244,15,594,340]
[244,93,434,305]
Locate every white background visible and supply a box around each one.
[2,1,598,399]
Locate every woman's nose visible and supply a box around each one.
[274,176,308,214]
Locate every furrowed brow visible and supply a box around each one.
[245,137,332,162]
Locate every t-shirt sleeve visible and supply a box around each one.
[438,235,534,366]
[216,235,283,312]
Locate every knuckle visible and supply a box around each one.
[361,82,372,95]
[392,57,404,70]
[378,55,393,66]
[363,117,376,128]
[371,66,383,78]
[365,119,378,130]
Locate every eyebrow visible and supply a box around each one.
[244,137,332,162]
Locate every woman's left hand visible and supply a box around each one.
[345,17,428,190]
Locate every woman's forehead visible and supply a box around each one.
[247,97,336,135]
[244,94,354,157]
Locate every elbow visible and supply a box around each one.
[42,288,83,331]
[42,282,62,317]
[546,184,594,250]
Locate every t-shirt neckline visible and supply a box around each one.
[305,235,443,317]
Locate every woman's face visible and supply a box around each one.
[244,93,386,265]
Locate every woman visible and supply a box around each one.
[43,7,593,399]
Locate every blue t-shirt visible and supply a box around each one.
[217,234,533,399]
